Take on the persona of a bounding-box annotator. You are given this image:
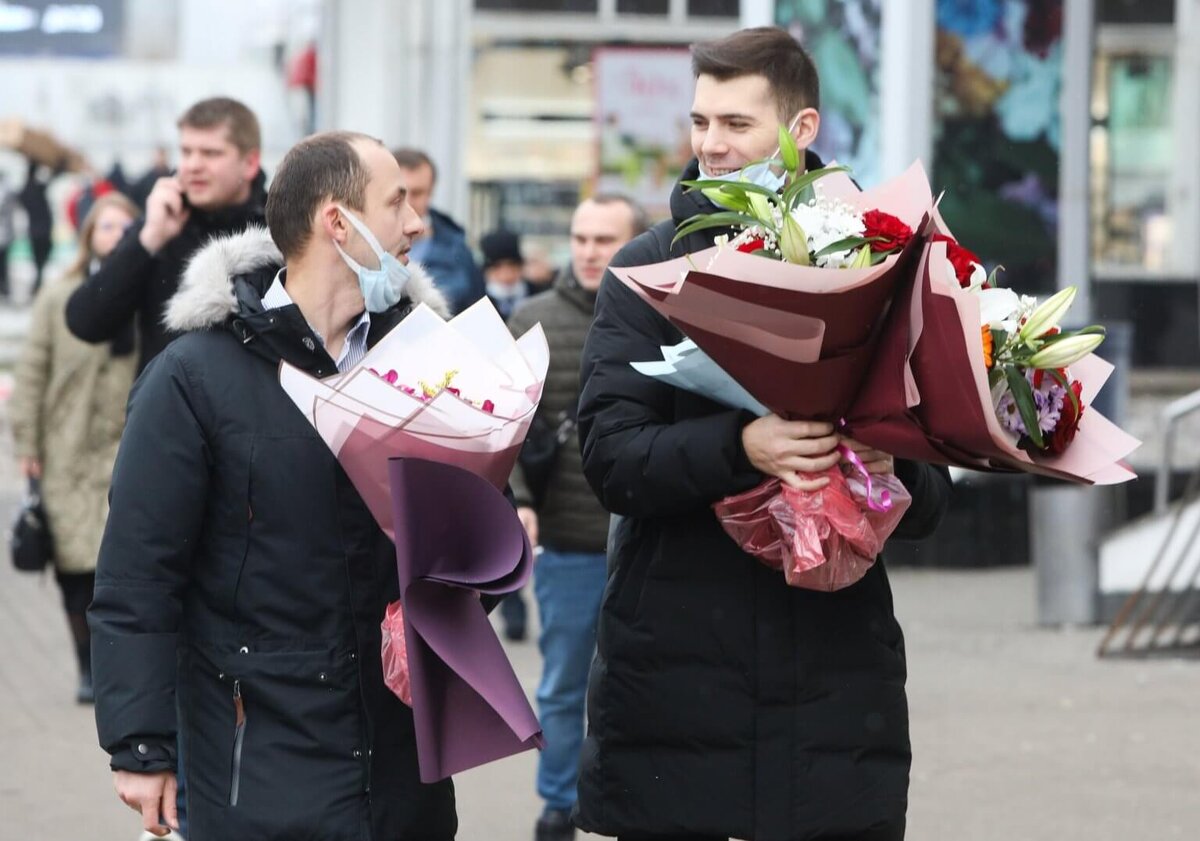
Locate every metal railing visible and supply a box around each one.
[1099,390,1200,658]
[1155,387,1200,514]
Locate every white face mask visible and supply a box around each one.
[332,205,410,312]
[697,111,804,201]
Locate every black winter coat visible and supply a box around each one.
[574,157,953,841]
[507,267,608,553]
[89,228,459,841]
[65,171,267,373]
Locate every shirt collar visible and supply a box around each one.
[262,269,371,372]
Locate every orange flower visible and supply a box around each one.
[981,325,995,369]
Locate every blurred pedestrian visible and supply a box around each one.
[0,171,17,301]
[130,146,172,210]
[66,97,266,373]
[479,227,535,639]
[507,195,646,841]
[392,147,485,314]
[481,229,534,321]
[8,192,139,705]
[18,159,55,294]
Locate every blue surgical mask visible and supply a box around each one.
[697,160,786,194]
[333,205,410,312]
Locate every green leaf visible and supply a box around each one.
[778,124,800,174]
[1004,366,1044,449]
[681,175,781,203]
[1046,368,1081,416]
[672,211,768,246]
[782,165,849,212]
[749,248,782,260]
[700,186,750,213]
[814,235,876,258]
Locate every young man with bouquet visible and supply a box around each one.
[89,131,459,840]
[575,27,953,841]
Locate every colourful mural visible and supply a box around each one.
[934,0,1064,292]
[776,0,883,187]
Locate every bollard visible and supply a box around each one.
[1030,481,1104,625]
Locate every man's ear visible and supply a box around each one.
[791,108,820,153]
[320,203,346,243]
[241,149,262,183]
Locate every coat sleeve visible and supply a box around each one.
[8,282,57,460]
[891,459,953,541]
[65,221,154,344]
[88,346,213,773]
[578,255,764,519]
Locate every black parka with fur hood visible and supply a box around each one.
[89,228,459,841]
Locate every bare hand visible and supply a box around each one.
[517,506,539,548]
[113,769,178,837]
[139,176,190,254]
[741,415,840,491]
[839,437,895,475]
[18,457,41,480]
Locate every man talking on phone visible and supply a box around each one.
[67,97,265,373]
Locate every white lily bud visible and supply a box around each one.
[748,192,775,227]
[1019,286,1077,344]
[1028,333,1105,369]
[780,213,810,266]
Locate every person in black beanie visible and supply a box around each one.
[481,228,534,321]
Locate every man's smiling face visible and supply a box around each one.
[690,73,787,176]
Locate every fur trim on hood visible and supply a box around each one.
[164,226,450,333]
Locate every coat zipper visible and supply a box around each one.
[229,679,246,806]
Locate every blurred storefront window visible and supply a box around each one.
[1090,49,1175,275]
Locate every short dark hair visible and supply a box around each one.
[266,131,380,260]
[691,26,821,119]
[588,193,650,238]
[392,147,437,182]
[177,97,261,154]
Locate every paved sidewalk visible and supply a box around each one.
[0,447,1196,840]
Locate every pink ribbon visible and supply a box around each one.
[837,442,893,513]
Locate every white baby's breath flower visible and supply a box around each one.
[790,198,866,268]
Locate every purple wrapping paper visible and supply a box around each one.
[387,457,544,783]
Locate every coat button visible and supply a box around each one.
[352,749,363,759]
[218,673,226,681]
[349,652,357,662]
[239,646,250,654]
[137,744,149,755]
[318,672,328,682]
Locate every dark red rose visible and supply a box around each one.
[736,236,765,253]
[933,233,983,288]
[863,210,913,253]
[1048,379,1085,455]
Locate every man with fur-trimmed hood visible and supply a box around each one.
[89,131,457,840]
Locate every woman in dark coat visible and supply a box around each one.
[574,155,953,841]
